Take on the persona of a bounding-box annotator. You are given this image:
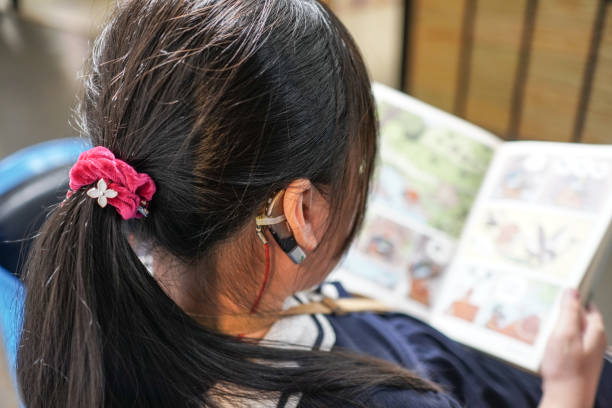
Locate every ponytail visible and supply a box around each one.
[19,197,104,407]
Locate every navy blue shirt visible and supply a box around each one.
[286,283,612,407]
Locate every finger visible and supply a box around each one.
[583,303,607,355]
[555,289,583,339]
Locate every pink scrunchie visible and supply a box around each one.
[68,146,156,220]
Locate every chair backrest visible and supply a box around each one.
[0,138,88,276]
[0,340,19,408]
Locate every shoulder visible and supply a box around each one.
[319,282,435,374]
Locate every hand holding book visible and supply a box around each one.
[539,289,607,408]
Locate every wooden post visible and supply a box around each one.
[572,0,609,142]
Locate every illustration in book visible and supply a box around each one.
[374,102,494,238]
[442,264,559,345]
[342,212,454,307]
[461,208,592,278]
[492,154,612,212]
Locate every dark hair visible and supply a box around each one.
[18,1,437,407]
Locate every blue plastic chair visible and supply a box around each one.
[0,138,89,276]
[0,138,88,197]
[0,265,23,379]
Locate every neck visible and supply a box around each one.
[154,260,288,339]
[152,237,303,339]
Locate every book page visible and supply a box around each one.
[329,83,501,321]
[432,141,612,371]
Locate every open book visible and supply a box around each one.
[330,83,612,372]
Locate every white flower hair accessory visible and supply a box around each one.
[86,178,118,208]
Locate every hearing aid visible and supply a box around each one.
[255,190,307,264]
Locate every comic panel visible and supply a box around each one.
[341,213,455,308]
[442,264,560,345]
[491,154,612,213]
[372,101,495,238]
[461,207,593,279]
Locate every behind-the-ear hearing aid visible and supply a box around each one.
[256,190,307,264]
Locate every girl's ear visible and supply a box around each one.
[283,179,324,252]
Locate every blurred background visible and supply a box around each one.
[335,0,612,144]
[2,0,612,156]
[0,0,611,334]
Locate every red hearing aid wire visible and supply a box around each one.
[249,242,270,315]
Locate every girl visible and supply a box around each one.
[17,1,609,407]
